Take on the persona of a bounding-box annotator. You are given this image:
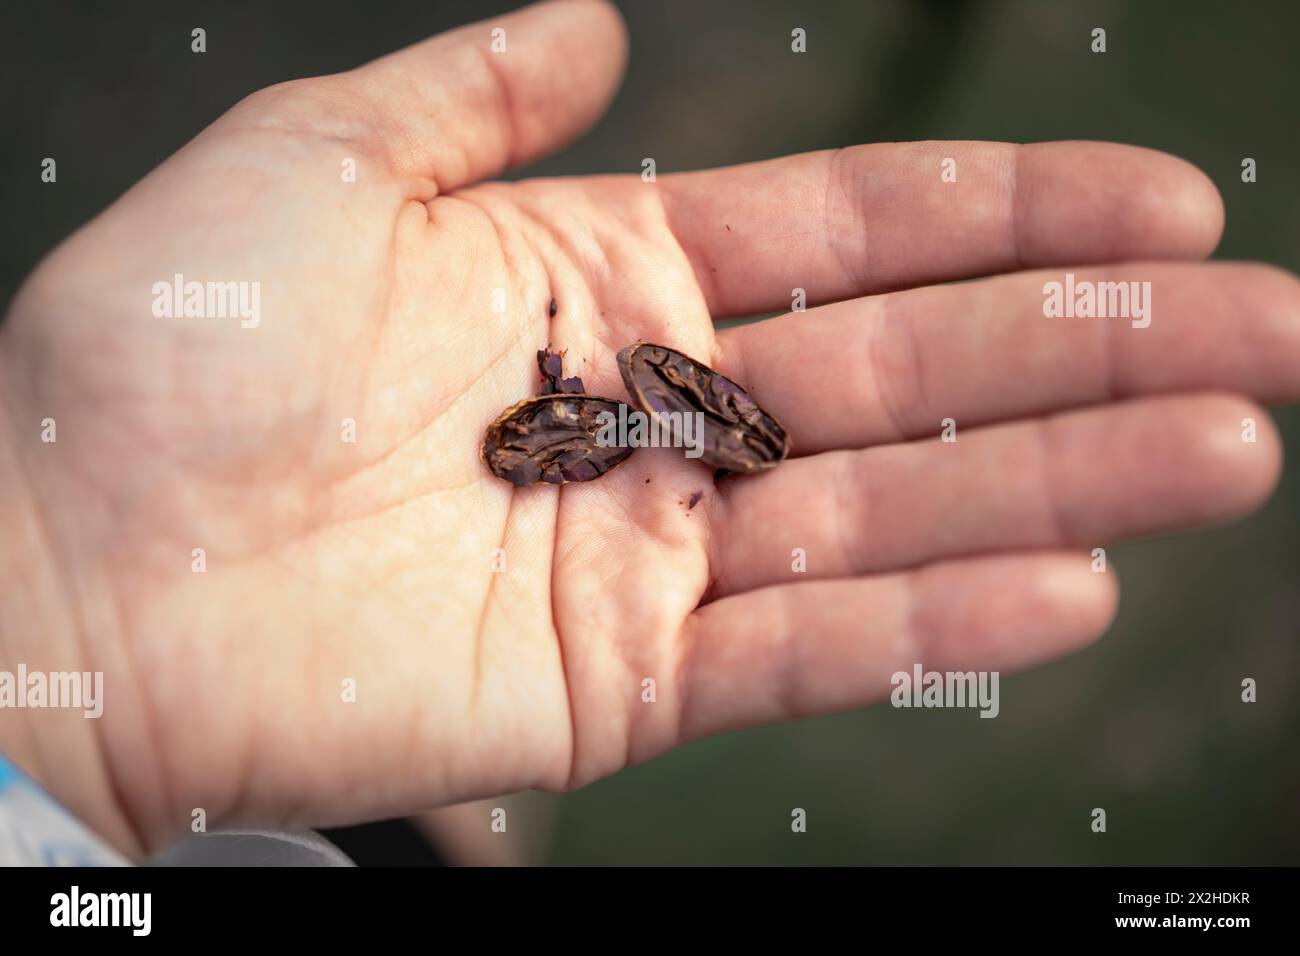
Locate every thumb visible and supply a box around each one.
[349,0,628,192]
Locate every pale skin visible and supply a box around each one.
[2,0,1298,860]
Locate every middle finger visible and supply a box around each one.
[713,261,1300,456]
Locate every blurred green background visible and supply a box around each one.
[2,0,1296,864]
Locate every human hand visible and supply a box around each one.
[2,0,1297,858]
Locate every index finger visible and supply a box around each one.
[659,141,1224,318]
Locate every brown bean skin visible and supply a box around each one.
[617,342,790,475]
[482,394,633,486]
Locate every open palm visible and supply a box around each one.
[3,0,1298,857]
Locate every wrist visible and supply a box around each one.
[0,350,150,860]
